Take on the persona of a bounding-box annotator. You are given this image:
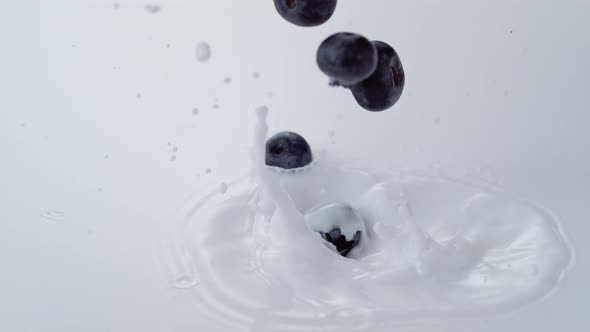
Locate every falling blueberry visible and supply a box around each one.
[273,0,338,27]
[265,131,312,169]
[317,32,378,86]
[350,41,405,112]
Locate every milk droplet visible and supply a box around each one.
[192,108,199,116]
[195,42,211,62]
[144,4,161,14]
[224,77,232,84]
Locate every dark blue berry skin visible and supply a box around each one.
[265,131,312,169]
[273,0,337,27]
[317,32,378,86]
[350,41,405,112]
[320,228,361,257]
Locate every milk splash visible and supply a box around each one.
[159,108,573,331]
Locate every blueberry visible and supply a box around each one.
[320,228,361,257]
[350,41,405,112]
[273,0,337,27]
[265,131,312,169]
[317,32,378,86]
[305,203,366,257]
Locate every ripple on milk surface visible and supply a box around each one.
[159,161,572,331]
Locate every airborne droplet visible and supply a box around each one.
[195,42,211,62]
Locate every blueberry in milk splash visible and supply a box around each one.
[266,132,363,257]
[305,203,365,257]
[273,0,338,27]
[265,131,312,169]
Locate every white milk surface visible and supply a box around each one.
[159,110,572,331]
[1,1,588,331]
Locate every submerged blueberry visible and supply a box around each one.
[265,131,312,169]
[350,40,405,112]
[317,32,378,86]
[273,0,338,27]
[320,228,361,257]
[305,203,366,257]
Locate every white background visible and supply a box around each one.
[0,1,588,331]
